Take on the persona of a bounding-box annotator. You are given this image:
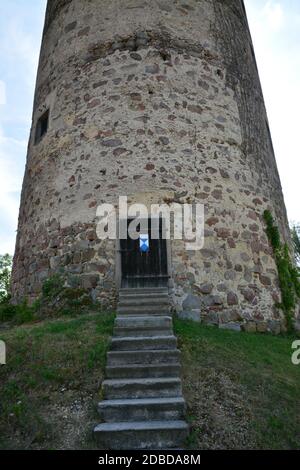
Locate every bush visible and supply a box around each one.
[291,224,300,265]
[0,302,17,322]
[0,254,12,303]
[35,275,93,317]
[0,274,94,326]
[263,210,300,331]
[0,300,34,324]
[41,273,65,299]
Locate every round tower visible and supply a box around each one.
[12,0,290,330]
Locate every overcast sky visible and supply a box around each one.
[0,0,299,254]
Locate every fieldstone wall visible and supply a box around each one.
[12,0,291,331]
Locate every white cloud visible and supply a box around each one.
[0,81,6,105]
[0,125,26,253]
[245,0,300,223]
[0,1,46,254]
[262,1,284,31]
[0,18,41,89]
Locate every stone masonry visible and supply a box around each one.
[12,0,291,331]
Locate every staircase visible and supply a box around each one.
[94,287,189,450]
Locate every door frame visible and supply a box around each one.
[115,216,172,289]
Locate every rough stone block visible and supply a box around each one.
[219,322,241,332]
[241,321,257,333]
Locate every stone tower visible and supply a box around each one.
[12,0,290,331]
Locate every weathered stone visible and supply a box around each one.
[145,64,159,74]
[294,321,300,332]
[182,294,201,310]
[211,189,222,200]
[259,274,272,286]
[49,256,61,269]
[81,274,99,289]
[86,229,97,241]
[267,320,281,335]
[65,21,77,33]
[187,105,203,114]
[201,249,217,259]
[81,248,95,262]
[203,295,223,306]
[198,283,213,294]
[88,98,101,108]
[256,321,268,333]
[206,217,219,227]
[219,322,241,332]
[241,322,257,333]
[219,168,229,178]
[102,138,122,147]
[216,227,230,239]
[224,270,236,281]
[159,136,169,145]
[227,291,238,305]
[241,288,255,302]
[203,311,219,325]
[179,310,201,322]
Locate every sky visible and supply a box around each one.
[0,0,299,255]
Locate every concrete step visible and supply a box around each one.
[94,420,189,450]
[102,377,182,399]
[119,292,169,300]
[119,288,169,294]
[113,327,173,337]
[98,397,186,422]
[115,315,172,328]
[117,305,171,315]
[107,349,181,366]
[110,336,177,351]
[106,363,181,379]
[118,297,170,306]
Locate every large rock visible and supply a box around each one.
[241,321,257,333]
[181,294,201,321]
[219,322,241,332]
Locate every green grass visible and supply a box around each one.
[0,311,115,450]
[174,319,300,449]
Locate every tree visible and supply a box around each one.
[291,224,300,266]
[0,254,12,303]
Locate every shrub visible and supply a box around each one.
[0,254,12,303]
[0,274,94,326]
[263,210,300,331]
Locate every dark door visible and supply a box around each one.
[120,218,168,288]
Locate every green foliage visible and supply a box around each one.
[291,224,300,265]
[263,211,281,250]
[0,274,94,325]
[37,274,93,317]
[0,254,12,303]
[0,300,34,324]
[41,273,64,299]
[263,210,300,331]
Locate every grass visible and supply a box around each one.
[174,319,300,449]
[0,311,114,450]
[1,311,299,449]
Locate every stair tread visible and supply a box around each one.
[103,377,181,385]
[98,397,185,406]
[94,420,188,432]
[112,335,176,341]
[116,315,172,319]
[108,348,180,354]
[106,363,180,369]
